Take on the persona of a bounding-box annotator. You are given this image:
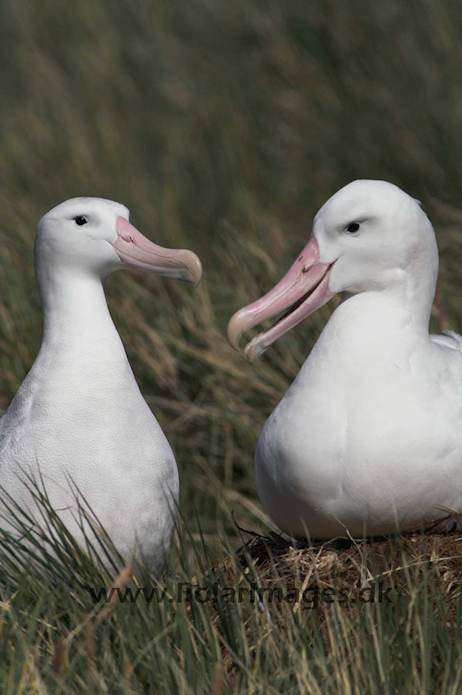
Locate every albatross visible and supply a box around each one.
[0,198,202,574]
[228,180,462,539]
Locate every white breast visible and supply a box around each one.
[255,293,462,539]
[0,284,179,574]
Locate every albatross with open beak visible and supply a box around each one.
[0,197,202,574]
[228,180,462,539]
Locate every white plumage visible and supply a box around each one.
[228,180,462,539]
[0,197,202,574]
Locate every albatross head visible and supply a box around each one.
[227,180,438,360]
[36,197,202,285]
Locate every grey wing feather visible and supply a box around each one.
[431,330,462,352]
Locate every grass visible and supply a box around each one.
[2,486,462,694]
[1,0,462,691]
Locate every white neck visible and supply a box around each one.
[402,238,439,332]
[34,261,128,371]
[319,280,435,366]
[1,262,137,427]
[333,242,438,343]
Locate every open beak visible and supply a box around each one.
[111,216,202,286]
[227,237,335,360]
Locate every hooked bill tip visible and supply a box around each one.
[177,250,203,287]
[227,310,266,360]
[226,310,246,351]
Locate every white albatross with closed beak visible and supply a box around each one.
[228,180,462,539]
[0,197,202,574]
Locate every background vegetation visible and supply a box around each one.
[2,0,462,691]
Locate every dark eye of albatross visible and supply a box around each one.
[74,216,88,226]
[345,222,360,234]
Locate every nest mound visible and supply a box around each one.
[213,530,462,611]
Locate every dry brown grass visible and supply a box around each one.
[216,531,462,612]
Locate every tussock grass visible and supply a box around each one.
[2,0,462,690]
[1,492,462,693]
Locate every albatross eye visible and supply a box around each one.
[345,222,360,234]
[74,216,88,226]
